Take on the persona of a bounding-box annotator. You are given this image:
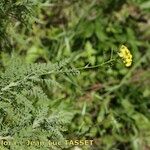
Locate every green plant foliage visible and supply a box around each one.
[0,0,37,51]
[0,0,150,150]
[0,56,79,149]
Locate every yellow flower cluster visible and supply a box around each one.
[118,45,132,67]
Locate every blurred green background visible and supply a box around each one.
[0,0,150,150]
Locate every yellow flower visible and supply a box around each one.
[118,45,132,67]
